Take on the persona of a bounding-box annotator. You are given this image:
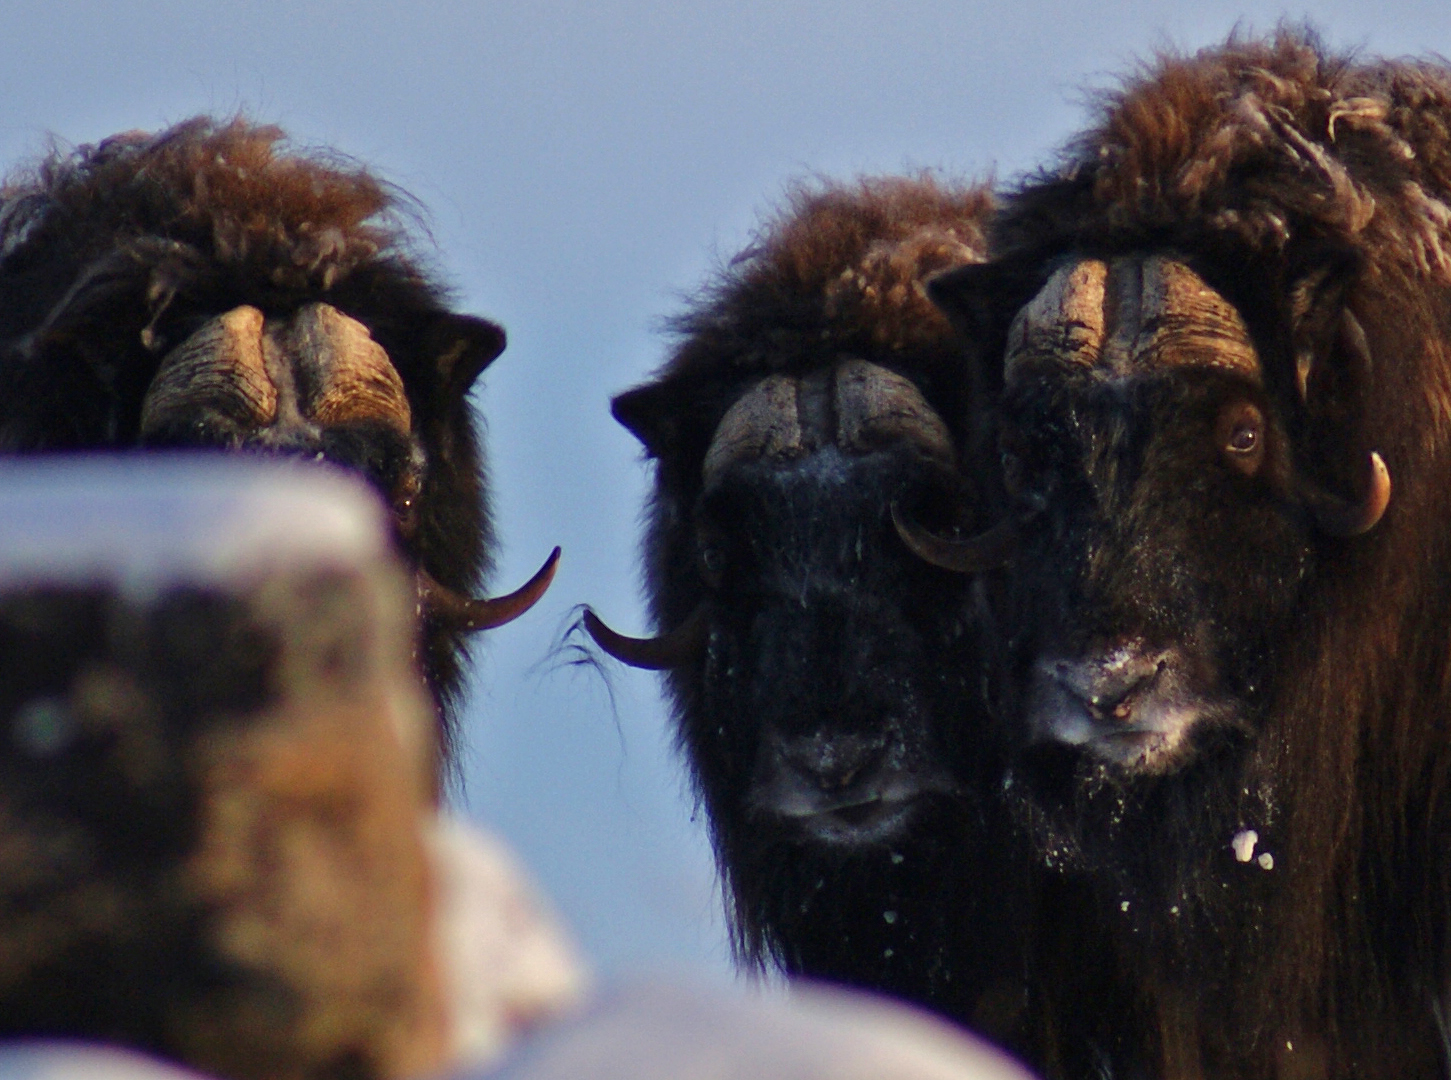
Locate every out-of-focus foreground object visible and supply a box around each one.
[475,982,1039,1080]
[0,457,582,1080]
[430,817,587,1066]
[0,1042,210,1079]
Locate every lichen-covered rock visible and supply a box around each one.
[0,459,443,1080]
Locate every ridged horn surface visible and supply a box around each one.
[1006,256,1258,382]
[834,358,954,463]
[702,375,803,483]
[702,361,955,484]
[273,303,411,432]
[141,306,277,437]
[418,547,561,632]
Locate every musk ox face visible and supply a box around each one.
[608,360,983,850]
[137,303,462,548]
[696,449,971,847]
[945,253,1388,779]
[597,356,1024,1015]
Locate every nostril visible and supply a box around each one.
[1057,653,1167,725]
[781,732,889,792]
[1086,686,1136,722]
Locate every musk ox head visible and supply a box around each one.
[586,178,1024,1020]
[913,31,1451,1075]
[0,118,558,756]
[931,252,1387,778]
[608,359,974,844]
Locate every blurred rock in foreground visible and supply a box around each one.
[431,817,588,1066]
[474,981,1038,1080]
[0,458,580,1080]
[0,1042,209,1079]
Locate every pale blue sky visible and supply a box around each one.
[2,0,1447,980]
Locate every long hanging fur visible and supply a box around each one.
[612,176,1029,1033]
[953,29,1451,1078]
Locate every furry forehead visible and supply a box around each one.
[673,175,994,369]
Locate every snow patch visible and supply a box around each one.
[1231,829,1258,863]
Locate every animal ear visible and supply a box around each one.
[1284,247,1362,408]
[611,381,679,458]
[427,313,506,406]
[927,255,1047,398]
[927,262,998,336]
[927,256,1045,336]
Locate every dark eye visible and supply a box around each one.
[1217,402,1265,476]
[1228,425,1257,453]
[697,534,726,587]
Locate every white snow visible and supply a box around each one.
[1231,829,1258,863]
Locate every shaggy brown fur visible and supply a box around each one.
[0,118,505,756]
[609,177,1027,1031]
[934,29,1451,1079]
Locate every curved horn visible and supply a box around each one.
[1299,450,1391,538]
[279,304,412,432]
[418,547,561,631]
[582,603,709,670]
[834,359,955,464]
[890,503,1016,573]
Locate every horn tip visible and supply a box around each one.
[1361,450,1392,535]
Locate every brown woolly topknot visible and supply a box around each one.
[612,173,994,506]
[674,175,993,375]
[1001,28,1451,277]
[0,117,417,295]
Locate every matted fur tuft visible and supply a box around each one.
[675,175,992,375]
[999,28,1451,275]
[0,118,418,298]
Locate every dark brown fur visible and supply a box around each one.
[612,177,1028,1031]
[936,30,1451,1079]
[0,118,504,756]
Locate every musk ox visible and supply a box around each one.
[910,30,1451,1079]
[586,177,1027,1030]
[0,118,558,757]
